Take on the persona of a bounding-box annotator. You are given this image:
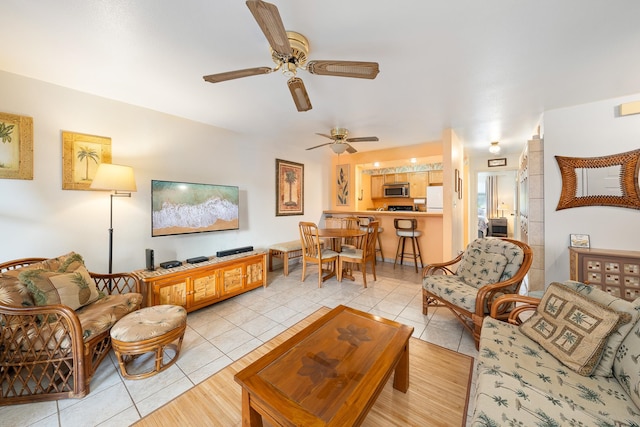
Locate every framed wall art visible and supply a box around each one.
[336,164,350,206]
[276,158,304,216]
[488,158,507,167]
[62,131,112,190]
[570,233,590,248]
[0,112,33,180]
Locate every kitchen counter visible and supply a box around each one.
[322,210,444,266]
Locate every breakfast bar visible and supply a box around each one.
[322,210,444,267]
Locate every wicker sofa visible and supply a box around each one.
[471,280,640,426]
[0,253,142,404]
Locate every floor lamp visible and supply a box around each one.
[90,164,137,274]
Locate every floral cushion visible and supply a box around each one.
[458,237,525,284]
[473,317,640,426]
[19,265,101,310]
[76,293,143,340]
[614,309,640,410]
[519,282,631,376]
[562,280,640,377]
[0,270,35,308]
[110,305,186,342]
[422,275,478,312]
[457,250,508,288]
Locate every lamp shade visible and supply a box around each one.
[90,164,137,192]
[331,143,348,154]
[489,141,501,155]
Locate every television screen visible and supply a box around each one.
[151,180,239,237]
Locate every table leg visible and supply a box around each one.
[392,341,410,393]
[242,389,264,427]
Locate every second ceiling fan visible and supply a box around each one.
[203,0,380,112]
[307,128,379,154]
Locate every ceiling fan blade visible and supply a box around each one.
[246,0,292,57]
[346,143,357,154]
[287,77,312,112]
[306,142,333,150]
[203,67,272,83]
[346,136,379,143]
[315,133,334,140]
[306,61,380,79]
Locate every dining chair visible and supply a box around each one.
[357,216,384,263]
[299,222,339,287]
[338,221,379,287]
[339,216,361,250]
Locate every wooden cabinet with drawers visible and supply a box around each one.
[136,251,267,312]
[569,247,640,301]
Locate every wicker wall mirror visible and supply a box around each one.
[555,148,640,210]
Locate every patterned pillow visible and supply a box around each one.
[562,280,640,377]
[519,282,632,376]
[456,250,508,288]
[19,264,101,310]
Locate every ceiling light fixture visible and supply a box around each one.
[331,143,348,154]
[489,141,501,155]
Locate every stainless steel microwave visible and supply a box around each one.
[384,184,410,198]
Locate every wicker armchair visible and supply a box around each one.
[422,237,533,348]
[0,256,143,405]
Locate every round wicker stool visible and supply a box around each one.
[110,304,187,380]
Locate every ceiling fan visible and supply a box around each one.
[203,0,380,112]
[306,128,379,154]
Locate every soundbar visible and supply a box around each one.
[216,246,254,258]
[186,256,209,264]
[160,260,182,269]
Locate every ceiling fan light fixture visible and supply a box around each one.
[331,143,348,154]
[489,141,501,155]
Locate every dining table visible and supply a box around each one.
[318,228,366,281]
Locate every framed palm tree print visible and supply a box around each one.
[0,112,33,180]
[276,158,304,216]
[62,131,112,190]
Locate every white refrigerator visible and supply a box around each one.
[426,185,443,213]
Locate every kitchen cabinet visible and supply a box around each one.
[409,172,428,198]
[384,173,408,184]
[428,170,443,185]
[137,252,267,312]
[569,247,640,301]
[371,174,384,199]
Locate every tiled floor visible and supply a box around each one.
[1,261,478,427]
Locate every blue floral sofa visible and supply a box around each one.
[471,280,640,426]
[422,237,533,348]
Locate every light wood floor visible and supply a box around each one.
[135,307,473,427]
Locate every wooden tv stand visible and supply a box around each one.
[135,251,267,312]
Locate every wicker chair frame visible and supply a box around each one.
[0,258,141,405]
[422,238,533,349]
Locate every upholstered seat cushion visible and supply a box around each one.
[396,229,422,237]
[473,317,638,426]
[76,293,143,340]
[269,240,303,252]
[110,305,187,343]
[422,275,478,312]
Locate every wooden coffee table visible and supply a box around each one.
[234,305,414,426]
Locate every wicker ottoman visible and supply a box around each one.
[110,305,187,380]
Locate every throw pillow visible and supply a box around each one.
[457,250,508,288]
[519,282,631,376]
[19,264,101,311]
[562,280,640,377]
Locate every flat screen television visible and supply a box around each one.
[151,180,239,237]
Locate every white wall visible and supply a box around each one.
[0,71,331,273]
[543,93,640,283]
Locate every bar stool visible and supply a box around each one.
[393,218,423,272]
[358,216,384,263]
